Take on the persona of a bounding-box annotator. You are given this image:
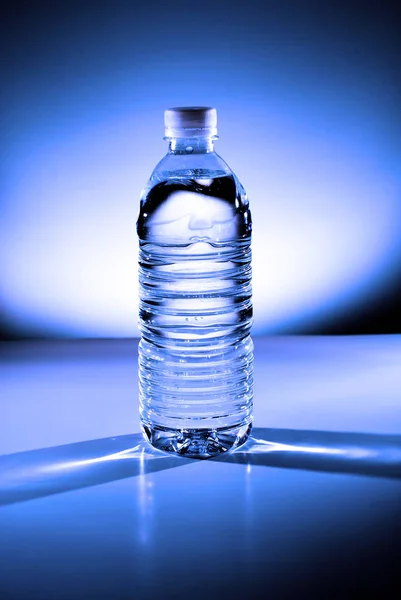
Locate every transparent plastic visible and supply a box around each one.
[137,133,253,458]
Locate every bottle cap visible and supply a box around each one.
[164,106,218,138]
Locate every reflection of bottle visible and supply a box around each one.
[137,106,253,458]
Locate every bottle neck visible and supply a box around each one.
[168,136,215,154]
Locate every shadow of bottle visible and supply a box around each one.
[1,427,400,507]
[215,427,401,480]
[0,434,192,506]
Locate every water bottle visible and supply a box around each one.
[137,106,253,458]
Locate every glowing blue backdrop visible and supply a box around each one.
[1,1,400,337]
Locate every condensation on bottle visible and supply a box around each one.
[137,106,253,458]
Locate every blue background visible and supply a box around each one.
[1,0,400,338]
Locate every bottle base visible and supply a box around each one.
[141,421,252,459]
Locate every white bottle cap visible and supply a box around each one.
[164,106,218,138]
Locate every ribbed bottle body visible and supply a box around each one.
[137,169,253,457]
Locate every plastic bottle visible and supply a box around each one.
[137,106,253,457]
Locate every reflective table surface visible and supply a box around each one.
[1,336,401,599]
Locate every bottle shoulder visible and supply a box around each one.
[149,151,231,182]
[140,151,248,206]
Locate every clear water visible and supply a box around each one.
[137,169,253,457]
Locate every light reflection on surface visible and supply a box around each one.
[218,428,401,479]
[1,336,401,597]
[249,439,348,456]
[40,444,143,472]
[0,434,189,506]
[1,427,400,507]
